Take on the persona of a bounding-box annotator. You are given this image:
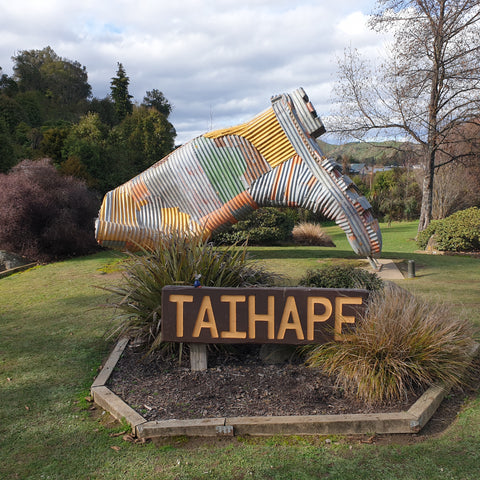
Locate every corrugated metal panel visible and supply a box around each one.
[194,136,245,204]
[290,88,326,138]
[198,191,258,232]
[221,135,271,183]
[161,207,192,231]
[271,92,382,257]
[205,108,295,168]
[96,88,382,258]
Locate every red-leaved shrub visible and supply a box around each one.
[0,159,100,261]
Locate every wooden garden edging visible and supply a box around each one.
[0,262,37,279]
[91,339,479,439]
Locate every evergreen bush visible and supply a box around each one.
[212,207,294,245]
[298,264,383,292]
[416,207,480,251]
[416,220,439,250]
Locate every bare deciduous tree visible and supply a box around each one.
[329,0,480,231]
[431,162,479,218]
[432,121,480,217]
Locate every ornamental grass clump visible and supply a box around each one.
[105,232,279,355]
[305,283,476,404]
[292,222,336,247]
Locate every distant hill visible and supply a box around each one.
[317,140,421,166]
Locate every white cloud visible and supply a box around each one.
[0,0,386,144]
[337,12,371,39]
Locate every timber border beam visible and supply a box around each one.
[91,339,479,439]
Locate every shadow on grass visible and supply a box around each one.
[248,248,358,260]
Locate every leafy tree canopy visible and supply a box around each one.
[12,46,91,105]
[0,66,18,97]
[142,89,172,117]
[112,105,176,172]
[0,47,177,192]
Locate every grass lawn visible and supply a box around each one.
[1,221,479,479]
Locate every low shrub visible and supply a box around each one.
[0,159,100,261]
[416,220,438,250]
[416,207,480,252]
[292,222,336,246]
[212,207,294,245]
[105,233,279,355]
[298,264,383,292]
[305,284,476,404]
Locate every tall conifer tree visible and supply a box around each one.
[110,62,133,122]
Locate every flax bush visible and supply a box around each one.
[305,283,476,404]
[105,232,279,355]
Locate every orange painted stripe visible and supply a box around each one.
[270,163,283,201]
[307,176,316,188]
[199,191,259,232]
[284,157,300,202]
[129,180,150,206]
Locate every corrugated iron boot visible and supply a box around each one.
[95,88,382,263]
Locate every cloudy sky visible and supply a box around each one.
[0,0,388,144]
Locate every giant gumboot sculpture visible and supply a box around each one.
[95,88,382,264]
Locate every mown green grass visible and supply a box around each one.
[1,222,479,479]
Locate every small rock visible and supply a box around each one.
[0,251,31,272]
[259,344,296,364]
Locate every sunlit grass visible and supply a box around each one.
[0,222,479,479]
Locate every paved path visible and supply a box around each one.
[365,258,404,280]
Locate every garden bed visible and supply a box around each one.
[107,344,424,421]
[95,338,479,440]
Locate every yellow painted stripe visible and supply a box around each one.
[161,207,191,231]
[204,107,295,169]
[109,189,137,228]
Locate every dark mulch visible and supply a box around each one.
[106,344,480,442]
[107,344,426,421]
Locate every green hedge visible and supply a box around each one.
[212,207,294,245]
[416,207,480,252]
[298,264,383,291]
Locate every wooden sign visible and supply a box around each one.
[161,286,369,345]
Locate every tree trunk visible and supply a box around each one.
[418,152,435,233]
[418,1,445,234]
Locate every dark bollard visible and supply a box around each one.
[408,260,416,278]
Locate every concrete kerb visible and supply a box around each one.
[91,339,479,439]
